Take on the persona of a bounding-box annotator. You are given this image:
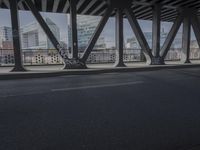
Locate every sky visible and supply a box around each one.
[0,8,196,47]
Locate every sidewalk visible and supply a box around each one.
[1,61,200,80]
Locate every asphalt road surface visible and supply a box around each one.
[1,68,200,150]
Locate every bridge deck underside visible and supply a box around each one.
[0,0,200,22]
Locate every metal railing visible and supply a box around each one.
[165,48,200,61]
[0,48,199,66]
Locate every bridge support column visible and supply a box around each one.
[151,56,165,65]
[10,0,26,72]
[181,13,191,63]
[151,4,164,65]
[62,0,86,69]
[70,0,78,59]
[115,8,126,67]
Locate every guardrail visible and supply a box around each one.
[0,48,199,66]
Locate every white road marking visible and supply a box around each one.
[51,81,144,92]
[0,91,48,98]
[0,81,144,98]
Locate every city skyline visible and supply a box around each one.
[0,9,197,49]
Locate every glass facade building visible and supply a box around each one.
[21,18,60,50]
[68,15,106,52]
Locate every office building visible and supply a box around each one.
[21,18,60,50]
[0,26,13,49]
[68,15,106,51]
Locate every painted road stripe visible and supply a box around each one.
[51,81,144,92]
[0,81,144,98]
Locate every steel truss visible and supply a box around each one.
[9,0,200,71]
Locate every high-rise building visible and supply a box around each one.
[21,18,60,50]
[0,26,13,49]
[68,15,106,52]
[126,29,182,49]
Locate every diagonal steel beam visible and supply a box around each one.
[23,0,68,61]
[124,7,153,62]
[191,11,200,50]
[160,11,184,58]
[81,6,113,62]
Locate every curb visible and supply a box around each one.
[1,64,200,80]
